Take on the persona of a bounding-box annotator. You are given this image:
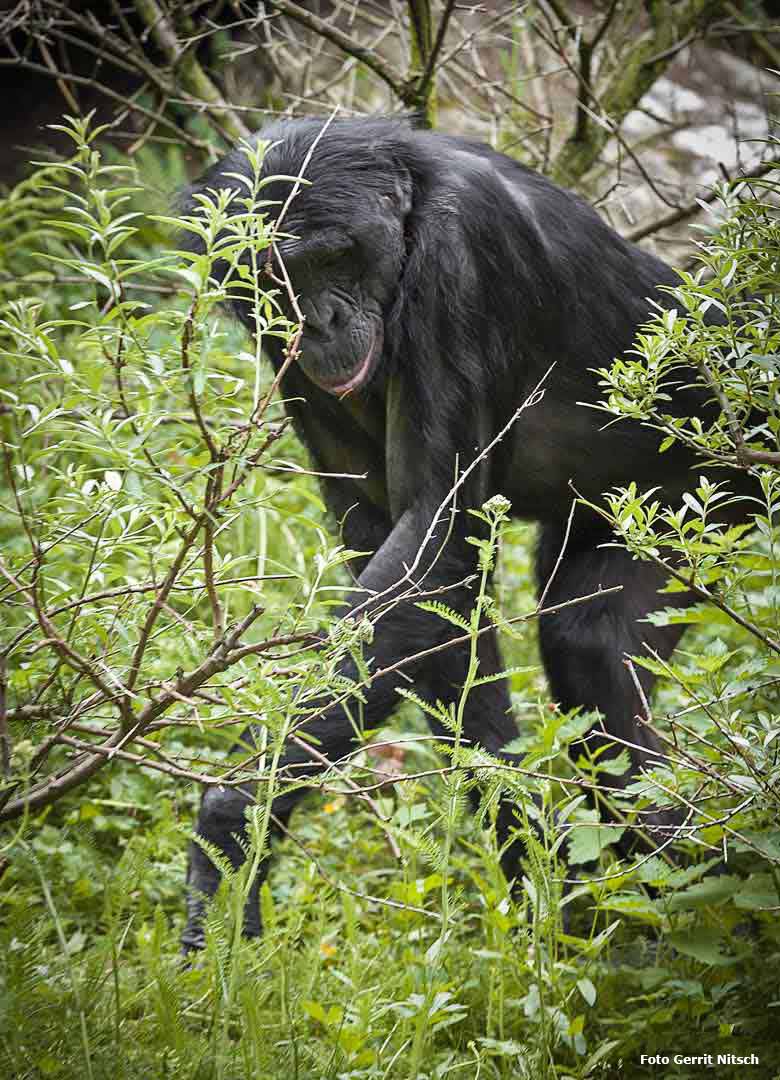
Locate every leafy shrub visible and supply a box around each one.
[0,115,370,830]
[590,167,780,932]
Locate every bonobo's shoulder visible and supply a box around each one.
[414,130,600,215]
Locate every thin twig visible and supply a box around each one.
[132,0,250,142]
[263,0,404,98]
[626,155,780,244]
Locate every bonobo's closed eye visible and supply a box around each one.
[276,229,355,269]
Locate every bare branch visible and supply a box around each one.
[132,0,251,142]
[262,0,404,99]
[552,0,726,184]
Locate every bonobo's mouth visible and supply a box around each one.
[313,322,382,397]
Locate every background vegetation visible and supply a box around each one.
[1,3,780,1078]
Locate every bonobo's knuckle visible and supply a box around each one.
[199,785,252,830]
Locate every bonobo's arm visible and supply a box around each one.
[326,495,480,717]
[285,367,495,746]
[279,364,393,575]
[323,367,494,683]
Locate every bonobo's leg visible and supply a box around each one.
[183,709,364,952]
[183,492,393,951]
[536,524,694,850]
[415,623,537,884]
[183,503,484,950]
[184,767,257,951]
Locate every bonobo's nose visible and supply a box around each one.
[302,295,349,338]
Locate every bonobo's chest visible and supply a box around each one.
[304,372,422,520]
[344,375,416,519]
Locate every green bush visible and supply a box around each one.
[591,169,780,886]
[0,115,364,830]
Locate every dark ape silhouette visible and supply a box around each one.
[180,117,722,949]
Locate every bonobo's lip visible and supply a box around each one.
[315,324,381,397]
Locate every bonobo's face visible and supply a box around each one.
[256,125,412,396]
[273,194,409,395]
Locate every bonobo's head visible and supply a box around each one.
[185,118,413,395]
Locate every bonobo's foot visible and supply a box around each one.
[181,781,262,952]
[493,768,575,931]
[180,900,262,954]
[181,867,263,954]
[181,889,208,954]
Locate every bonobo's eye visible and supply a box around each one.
[379,185,411,216]
[277,230,353,271]
[313,249,343,269]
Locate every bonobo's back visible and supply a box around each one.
[182,116,681,387]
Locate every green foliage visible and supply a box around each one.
[597,176,780,467]
[587,168,780,885]
[2,123,780,1080]
[0,116,370,828]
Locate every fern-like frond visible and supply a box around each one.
[396,686,452,726]
[472,664,536,687]
[415,600,471,631]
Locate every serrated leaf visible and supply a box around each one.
[667,875,740,912]
[599,893,663,925]
[566,810,624,865]
[734,874,779,911]
[395,686,452,725]
[667,927,735,966]
[473,665,536,687]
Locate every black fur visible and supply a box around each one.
[180,118,721,949]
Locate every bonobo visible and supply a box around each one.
[180,117,720,950]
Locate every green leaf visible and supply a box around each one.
[301,1000,327,1024]
[566,810,624,865]
[667,875,740,912]
[473,665,536,687]
[415,600,470,631]
[577,977,597,1006]
[734,874,779,912]
[582,1039,622,1075]
[667,927,735,966]
[599,893,663,925]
